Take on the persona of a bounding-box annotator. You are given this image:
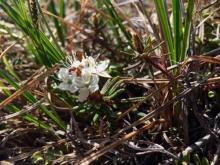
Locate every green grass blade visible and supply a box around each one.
[0,73,49,129]
[59,0,66,44]
[103,0,132,48]
[0,0,65,67]
[172,0,183,62]
[35,0,65,59]
[0,69,66,130]
[154,0,174,64]
[181,0,194,61]
[48,0,65,46]
[2,55,20,81]
[5,104,49,129]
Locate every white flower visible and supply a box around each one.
[74,69,100,102]
[84,56,110,78]
[69,53,85,68]
[95,59,111,78]
[78,87,90,102]
[57,52,110,102]
[57,68,78,93]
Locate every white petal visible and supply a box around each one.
[81,67,91,75]
[96,60,109,73]
[69,84,78,93]
[75,77,85,88]
[78,87,90,102]
[82,58,89,67]
[91,75,99,85]
[97,71,112,78]
[89,83,99,93]
[88,56,96,67]
[58,82,69,91]
[89,75,99,93]
[58,68,69,79]
[82,73,92,85]
[72,60,81,68]
[69,74,76,81]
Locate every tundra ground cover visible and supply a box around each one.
[0,0,220,164]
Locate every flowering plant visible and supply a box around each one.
[57,52,110,102]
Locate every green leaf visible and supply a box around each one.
[0,69,66,130]
[48,0,65,46]
[201,157,209,165]
[193,153,202,165]
[154,0,174,64]
[181,0,194,61]
[172,0,183,62]
[103,0,132,48]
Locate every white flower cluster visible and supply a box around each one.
[57,53,110,102]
